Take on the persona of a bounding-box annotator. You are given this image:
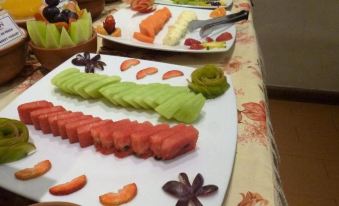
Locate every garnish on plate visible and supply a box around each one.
[188,64,229,99]
[136,67,158,79]
[15,160,52,180]
[0,118,36,164]
[99,183,137,205]
[49,175,87,196]
[96,15,122,37]
[130,0,155,13]
[162,173,218,206]
[162,70,184,80]
[184,37,227,50]
[71,52,106,73]
[209,7,226,18]
[120,59,141,71]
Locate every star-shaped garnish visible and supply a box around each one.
[162,173,218,206]
[71,52,106,73]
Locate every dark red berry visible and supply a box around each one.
[206,37,213,42]
[184,38,201,46]
[103,15,116,34]
[189,44,204,50]
[216,32,233,42]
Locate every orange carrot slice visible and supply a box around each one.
[133,32,154,43]
[15,160,52,180]
[99,183,137,206]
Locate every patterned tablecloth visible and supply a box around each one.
[0,0,286,205]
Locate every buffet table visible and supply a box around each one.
[0,0,286,205]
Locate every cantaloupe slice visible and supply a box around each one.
[45,24,60,49]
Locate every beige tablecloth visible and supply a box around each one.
[0,0,286,205]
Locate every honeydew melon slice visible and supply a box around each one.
[155,93,195,120]
[51,68,79,86]
[62,73,88,94]
[69,21,86,45]
[121,85,151,109]
[131,83,163,110]
[139,84,171,109]
[112,86,139,108]
[84,76,121,98]
[173,93,205,123]
[45,24,60,49]
[154,87,190,105]
[60,27,75,48]
[65,73,95,95]
[27,21,47,48]
[100,83,136,105]
[73,74,105,98]
[57,72,84,93]
[78,10,92,40]
[145,86,188,108]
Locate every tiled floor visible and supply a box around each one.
[268,99,339,206]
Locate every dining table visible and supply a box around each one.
[0,0,287,205]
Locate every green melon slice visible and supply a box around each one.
[78,10,92,41]
[155,93,195,120]
[58,72,83,93]
[73,74,104,98]
[64,73,90,94]
[60,27,75,48]
[27,21,47,48]
[69,21,86,45]
[139,84,170,109]
[100,83,136,105]
[84,76,121,98]
[131,83,163,109]
[121,85,151,109]
[45,24,60,48]
[173,93,206,123]
[155,87,190,105]
[51,68,79,86]
[112,86,138,108]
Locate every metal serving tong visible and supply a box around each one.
[188,10,249,38]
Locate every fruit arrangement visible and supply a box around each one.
[51,68,205,123]
[163,10,197,46]
[133,7,172,44]
[95,15,122,37]
[0,118,35,164]
[17,100,199,160]
[27,0,93,49]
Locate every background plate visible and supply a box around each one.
[0,54,237,206]
[98,5,236,53]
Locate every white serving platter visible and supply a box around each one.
[0,54,237,206]
[155,0,232,9]
[98,5,236,53]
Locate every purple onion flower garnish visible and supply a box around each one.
[162,173,218,206]
[71,52,106,73]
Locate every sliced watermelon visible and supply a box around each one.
[78,120,113,148]
[59,115,92,139]
[31,106,65,130]
[50,112,83,136]
[66,117,101,143]
[17,100,53,124]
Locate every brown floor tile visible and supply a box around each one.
[286,193,337,206]
[279,154,329,197]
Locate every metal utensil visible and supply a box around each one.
[188,10,249,37]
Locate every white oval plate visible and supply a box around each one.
[98,5,236,53]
